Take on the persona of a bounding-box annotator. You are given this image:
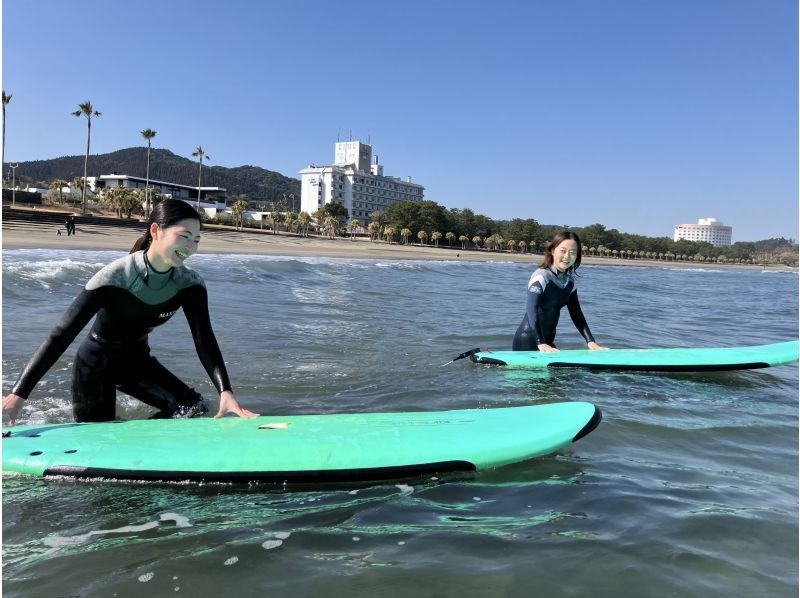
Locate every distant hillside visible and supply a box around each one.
[3,147,300,202]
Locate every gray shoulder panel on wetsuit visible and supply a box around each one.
[85,251,205,305]
[527,266,576,294]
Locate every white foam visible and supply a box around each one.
[43,512,191,547]
[262,539,283,550]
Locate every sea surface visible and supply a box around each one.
[2,249,798,597]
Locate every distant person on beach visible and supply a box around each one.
[3,199,259,426]
[512,231,605,352]
[67,216,76,236]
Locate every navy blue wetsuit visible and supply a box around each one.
[11,251,230,422]
[512,265,595,351]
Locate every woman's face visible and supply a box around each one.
[552,239,578,272]
[149,218,201,269]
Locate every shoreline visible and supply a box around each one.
[2,219,796,271]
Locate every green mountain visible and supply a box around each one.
[3,147,300,202]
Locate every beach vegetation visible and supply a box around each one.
[431,231,442,247]
[367,221,381,241]
[230,197,249,230]
[347,218,361,239]
[269,211,281,234]
[400,228,411,245]
[96,186,140,218]
[47,179,69,205]
[297,211,311,237]
[417,230,428,245]
[323,216,338,239]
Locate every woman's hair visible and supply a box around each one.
[130,199,202,253]
[540,230,583,271]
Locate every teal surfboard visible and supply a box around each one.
[2,402,601,484]
[467,340,799,372]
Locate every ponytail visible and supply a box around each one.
[130,231,152,253]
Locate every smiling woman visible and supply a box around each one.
[2,199,259,427]
[512,231,606,353]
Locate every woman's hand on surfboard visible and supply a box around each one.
[215,391,259,419]
[2,393,25,427]
[537,343,559,353]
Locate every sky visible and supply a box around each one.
[2,0,797,242]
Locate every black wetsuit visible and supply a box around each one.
[512,265,595,351]
[11,251,231,422]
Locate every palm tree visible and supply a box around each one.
[367,221,381,241]
[72,101,101,214]
[518,240,527,253]
[507,239,517,252]
[298,211,311,237]
[400,228,411,245]
[459,235,468,249]
[471,235,482,248]
[283,211,296,233]
[417,230,428,245]
[445,232,456,247]
[48,179,68,204]
[141,129,156,217]
[2,90,11,162]
[231,198,249,230]
[269,210,281,234]
[431,231,443,247]
[192,146,209,210]
[347,218,361,240]
[323,215,338,238]
[383,226,395,243]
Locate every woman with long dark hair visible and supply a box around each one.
[512,231,605,352]
[3,199,258,425]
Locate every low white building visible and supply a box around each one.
[674,218,732,246]
[299,141,424,225]
[91,174,228,208]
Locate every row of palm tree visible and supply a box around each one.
[3,92,208,220]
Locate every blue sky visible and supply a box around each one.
[3,0,797,241]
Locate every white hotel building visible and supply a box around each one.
[299,141,424,225]
[674,218,733,246]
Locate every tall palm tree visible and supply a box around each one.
[192,146,209,210]
[141,129,156,217]
[72,101,101,214]
[2,90,11,162]
[445,232,456,247]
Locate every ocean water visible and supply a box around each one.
[2,249,797,597]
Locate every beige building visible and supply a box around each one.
[674,218,732,246]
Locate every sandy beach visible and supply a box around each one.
[2,216,794,271]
